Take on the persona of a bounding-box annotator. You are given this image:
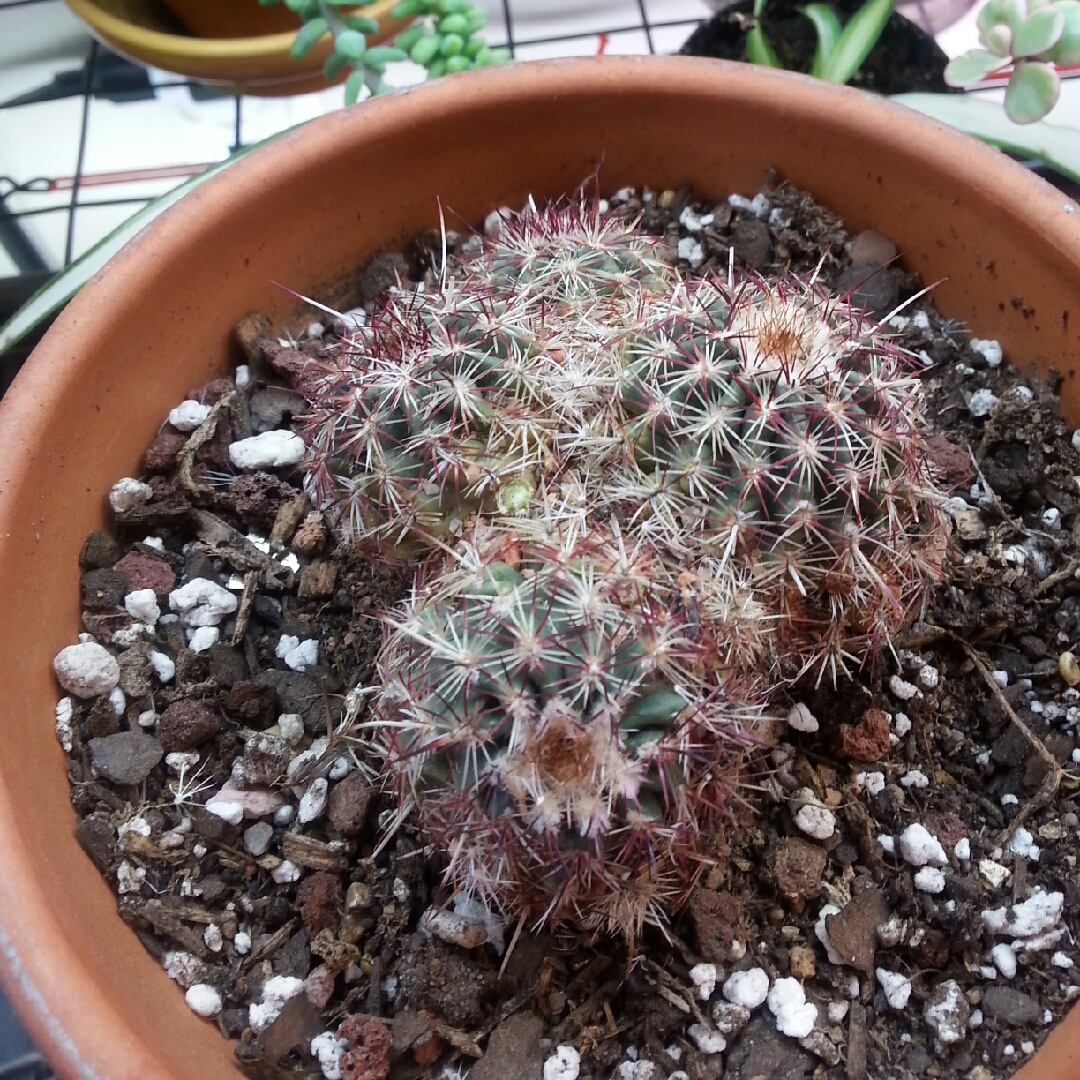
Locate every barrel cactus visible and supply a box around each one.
[370,527,763,938]
[303,199,946,679]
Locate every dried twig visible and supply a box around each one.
[230,570,259,646]
[176,391,236,505]
[1034,557,1080,598]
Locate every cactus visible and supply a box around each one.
[303,199,946,679]
[370,527,763,938]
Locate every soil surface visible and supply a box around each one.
[680,0,956,95]
[58,180,1080,1080]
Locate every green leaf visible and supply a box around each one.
[391,0,426,14]
[343,14,379,33]
[445,53,471,72]
[427,57,447,77]
[365,44,407,62]
[323,50,349,78]
[290,17,329,58]
[943,48,1012,85]
[411,34,442,64]
[892,92,1080,182]
[284,0,308,9]
[344,69,366,105]
[437,12,469,33]
[463,36,485,57]
[1005,60,1061,121]
[753,0,769,18]
[440,31,464,55]
[747,25,782,66]
[0,140,266,358]
[977,0,1026,37]
[333,28,368,59]
[1044,0,1080,61]
[1013,5,1065,54]
[464,6,487,31]
[820,0,894,83]
[802,3,843,76]
[395,23,426,49]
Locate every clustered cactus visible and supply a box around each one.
[299,198,947,937]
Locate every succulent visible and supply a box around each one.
[303,200,946,679]
[944,0,1080,123]
[370,527,763,938]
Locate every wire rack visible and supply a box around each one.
[0,0,710,278]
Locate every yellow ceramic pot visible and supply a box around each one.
[62,0,410,96]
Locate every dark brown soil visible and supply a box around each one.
[57,179,1080,1080]
[680,0,958,95]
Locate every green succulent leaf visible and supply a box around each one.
[984,22,1014,53]
[391,0,426,14]
[395,23,427,49]
[284,0,308,9]
[943,48,1013,85]
[344,69,366,105]
[445,54,471,72]
[366,44,408,63]
[440,31,465,55]
[427,57,448,77]
[333,28,368,59]
[438,12,470,33]
[977,0,1027,37]
[1013,5,1065,54]
[1042,0,1080,59]
[323,50,349,78]
[819,0,895,83]
[343,14,380,32]
[411,34,442,64]
[746,25,782,67]
[291,17,329,58]
[802,3,843,76]
[1004,59,1061,121]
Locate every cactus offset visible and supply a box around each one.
[371,527,763,938]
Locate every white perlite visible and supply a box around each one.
[786,703,819,732]
[1006,827,1041,862]
[888,675,919,700]
[234,931,252,956]
[979,858,1011,889]
[124,588,161,627]
[992,943,1017,979]
[982,888,1064,939]
[169,400,211,431]
[722,968,770,1010]
[53,641,120,698]
[900,769,930,790]
[971,338,1003,368]
[276,634,319,672]
[184,984,222,1018]
[544,1045,581,1080]
[767,977,817,1039]
[690,963,717,1001]
[876,969,911,1010]
[311,1032,348,1080]
[272,859,301,884]
[791,789,835,840]
[163,951,205,989]
[204,798,244,826]
[917,665,939,690]
[204,924,224,953]
[925,980,968,1044]
[279,713,305,745]
[229,430,306,470]
[687,1024,725,1054]
[169,578,238,627]
[677,237,704,268]
[298,777,329,824]
[149,650,175,683]
[899,823,947,868]
[108,477,153,514]
[815,904,846,966]
[968,388,999,417]
[954,837,971,861]
[189,625,220,653]
[914,867,945,894]
[54,697,74,752]
[249,975,305,1034]
[856,772,885,795]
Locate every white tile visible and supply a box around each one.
[644,0,713,23]
[650,20,706,52]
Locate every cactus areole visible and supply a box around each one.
[300,199,948,937]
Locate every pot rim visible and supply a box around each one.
[1,55,1078,1080]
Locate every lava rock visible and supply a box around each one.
[143,430,188,474]
[833,708,891,762]
[113,550,176,599]
[158,699,220,752]
[88,731,164,785]
[224,681,277,727]
[84,695,120,739]
[81,568,129,610]
[327,772,376,836]
[296,873,344,940]
[229,472,298,526]
[298,561,338,601]
[79,530,121,569]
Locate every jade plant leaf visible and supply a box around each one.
[892,92,1080,181]
[1043,0,1080,60]
[943,48,1013,84]
[1005,59,1061,121]
[1012,5,1065,54]
[977,0,1027,37]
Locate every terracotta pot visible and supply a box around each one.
[0,56,1078,1080]
[62,0,409,96]
[158,0,370,39]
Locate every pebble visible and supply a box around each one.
[164,950,206,988]
[982,986,1041,1025]
[1060,651,1080,687]
[184,984,222,1018]
[244,821,274,857]
[229,430,306,470]
[979,858,1012,889]
[88,731,164,785]
[169,578,238,628]
[899,823,947,867]
[168,401,211,431]
[875,968,912,1010]
[954,837,971,861]
[786,703,819,732]
[968,388,999,417]
[54,698,74,752]
[925,980,968,1043]
[108,478,153,514]
[53,641,120,698]
[723,968,770,1010]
